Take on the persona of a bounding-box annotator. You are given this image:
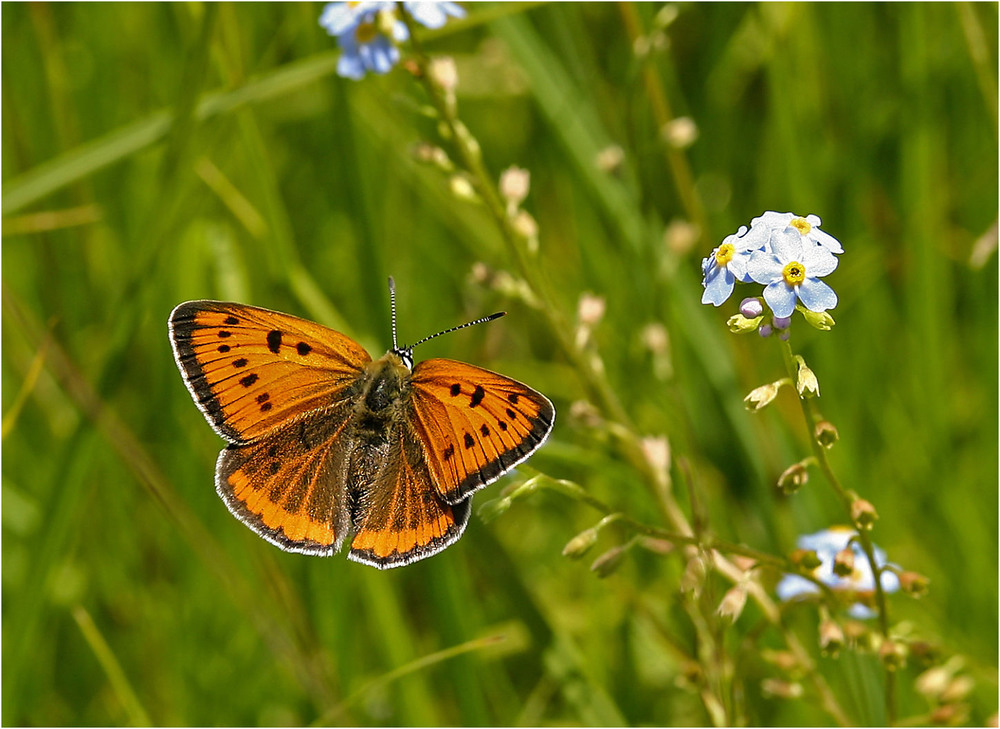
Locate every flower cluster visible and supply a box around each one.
[701,212,842,320]
[777,526,900,619]
[319,2,465,80]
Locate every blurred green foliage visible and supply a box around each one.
[3,2,996,726]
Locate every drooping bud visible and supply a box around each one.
[819,619,845,656]
[790,548,823,571]
[814,420,839,448]
[878,638,906,671]
[832,547,855,577]
[897,570,930,597]
[851,498,878,530]
[777,461,810,495]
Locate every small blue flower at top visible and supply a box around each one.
[320,2,466,80]
[776,526,899,619]
[701,211,843,320]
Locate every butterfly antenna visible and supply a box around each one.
[408,310,507,351]
[387,277,506,368]
[388,276,399,351]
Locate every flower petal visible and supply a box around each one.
[702,266,735,306]
[811,228,844,254]
[796,278,838,312]
[801,244,839,277]
[763,281,797,318]
[747,250,783,284]
[769,228,803,263]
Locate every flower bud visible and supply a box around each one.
[429,56,458,94]
[773,315,792,330]
[941,675,975,703]
[680,555,707,596]
[916,663,956,699]
[638,537,674,555]
[717,584,748,623]
[727,313,763,333]
[790,548,822,571]
[590,544,628,578]
[745,380,784,411]
[499,165,530,211]
[449,174,478,202]
[898,570,930,597]
[930,702,970,726]
[640,435,671,475]
[819,619,845,656]
[799,306,836,331]
[851,498,878,530]
[761,649,799,672]
[511,210,538,251]
[577,292,606,328]
[879,638,906,671]
[595,144,625,175]
[661,116,698,149]
[796,362,820,398]
[814,420,839,448]
[777,462,809,495]
[758,323,773,338]
[832,547,855,577]
[740,297,764,318]
[562,528,598,559]
[760,678,803,700]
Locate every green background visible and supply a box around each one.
[3,2,997,726]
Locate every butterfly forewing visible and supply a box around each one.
[408,359,555,505]
[349,429,472,568]
[170,301,371,443]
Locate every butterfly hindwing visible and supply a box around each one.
[408,358,555,505]
[169,301,371,444]
[349,426,472,568]
[216,406,355,555]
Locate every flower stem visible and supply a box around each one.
[778,336,896,723]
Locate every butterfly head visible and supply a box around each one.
[387,276,505,372]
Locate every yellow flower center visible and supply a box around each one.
[715,242,735,266]
[783,261,806,286]
[790,217,812,236]
[355,19,377,44]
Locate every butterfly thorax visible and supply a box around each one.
[353,352,413,442]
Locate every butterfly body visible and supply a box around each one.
[169,295,553,569]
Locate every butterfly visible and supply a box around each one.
[168,278,554,569]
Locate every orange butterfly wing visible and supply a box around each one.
[348,426,472,568]
[169,301,371,444]
[215,407,355,554]
[407,358,555,505]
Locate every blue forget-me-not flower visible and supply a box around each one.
[701,211,843,317]
[320,2,465,80]
[776,526,900,619]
